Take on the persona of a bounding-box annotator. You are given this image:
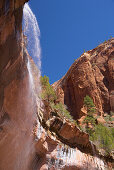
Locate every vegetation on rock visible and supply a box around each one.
[90,123,114,155]
[82,95,114,156]
[50,102,74,122]
[84,95,96,114]
[82,95,96,134]
[40,75,57,102]
[41,77,114,156]
[41,75,76,124]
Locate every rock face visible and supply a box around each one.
[47,116,95,155]
[53,39,114,119]
[35,123,106,170]
[0,1,37,170]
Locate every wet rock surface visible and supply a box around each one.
[0,1,36,170]
[34,125,107,170]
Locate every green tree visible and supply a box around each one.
[81,96,114,155]
[83,95,96,133]
[84,95,96,114]
[90,124,114,155]
[40,75,57,102]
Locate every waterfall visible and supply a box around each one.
[23,3,41,97]
[23,3,41,70]
[23,3,43,140]
[23,3,42,103]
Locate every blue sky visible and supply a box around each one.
[29,0,114,84]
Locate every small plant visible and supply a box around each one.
[50,102,73,122]
[40,75,57,102]
[90,123,114,155]
[81,96,114,155]
[110,111,114,116]
[104,113,114,122]
[104,115,111,122]
[41,75,78,125]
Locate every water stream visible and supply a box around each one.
[23,3,42,114]
[48,144,105,170]
[23,3,41,70]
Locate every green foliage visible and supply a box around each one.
[82,114,96,136]
[41,75,77,125]
[83,95,96,129]
[110,111,114,116]
[104,115,111,122]
[83,115,96,126]
[50,102,73,122]
[81,96,114,155]
[111,128,114,137]
[41,75,49,86]
[90,124,114,155]
[84,95,96,114]
[40,75,57,102]
[104,114,114,122]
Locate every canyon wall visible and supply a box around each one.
[0,1,37,170]
[53,39,114,120]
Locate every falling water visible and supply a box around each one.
[47,144,105,170]
[23,3,41,70]
[23,3,41,97]
[23,3,43,143]
[23,3,42,102]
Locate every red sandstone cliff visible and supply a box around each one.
[53,39,114,120]
[0,1,37,170]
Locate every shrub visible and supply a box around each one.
[81,96,114,155]
[110,111,114,116]
[41,75,81,127]
[40,75,57,102]
[104,114,114,122]
[90,124,114,155]
[50,102,73,122]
